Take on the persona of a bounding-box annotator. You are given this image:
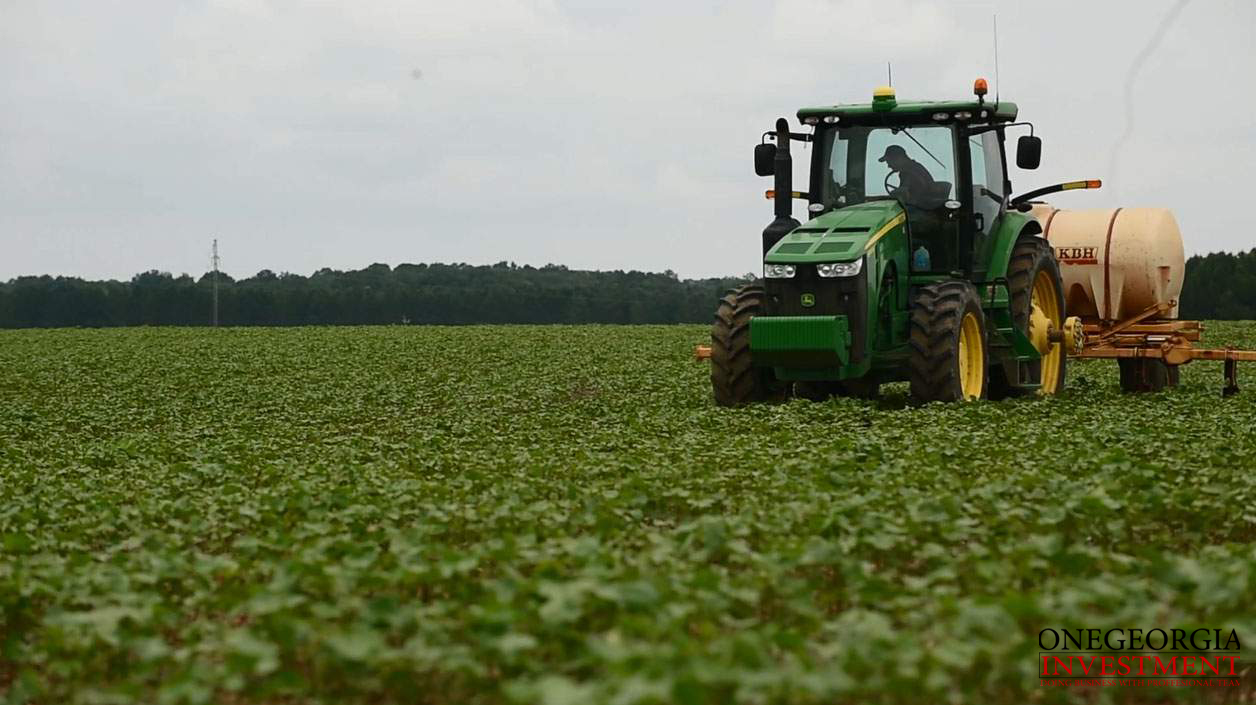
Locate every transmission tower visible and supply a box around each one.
[211,239,220,327]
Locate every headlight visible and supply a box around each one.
[764,264,796,279]
[816,259,863,278]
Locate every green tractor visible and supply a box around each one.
[711,80,1086,405]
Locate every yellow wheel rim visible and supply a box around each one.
[957,311,984,400]
[1032,271,1063,394]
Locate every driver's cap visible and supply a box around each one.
[878,145,907,163]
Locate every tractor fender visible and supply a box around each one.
[865,217,909,311]
[984,211,1046,362]
[984,211,1042,282]
[865,218,910,352]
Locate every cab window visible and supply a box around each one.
[968,130,1005,235]
[820,125,957,209]
[866,127,956,201]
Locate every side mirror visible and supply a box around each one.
[754,143,777,177]
[1016,135,1042,170]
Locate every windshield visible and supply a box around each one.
[819,125,957,211]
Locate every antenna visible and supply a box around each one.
[887,62,893,87]
[211,239,220,327]
[993,14,1000,105]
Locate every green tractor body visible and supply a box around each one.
[712,83,1086,405]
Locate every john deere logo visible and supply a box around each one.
[801,293,815,308]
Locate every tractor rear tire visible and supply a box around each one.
[989,235,1068,399]
[710,282,787,406]
[909,281,988,403]
[1118,359,1180,393]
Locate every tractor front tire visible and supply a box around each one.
[711,282,787,406]
[909,281,988,403]
[990,235,1069,399]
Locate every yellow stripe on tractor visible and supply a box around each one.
[862,213,907,252]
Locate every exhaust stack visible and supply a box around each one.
[762,118,800,254]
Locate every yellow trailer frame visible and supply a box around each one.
[1064,302,1254,395]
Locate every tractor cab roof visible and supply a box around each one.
[797,86,1018,126]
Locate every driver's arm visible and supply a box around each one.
[895,172,916,200]
[901,163,932,199]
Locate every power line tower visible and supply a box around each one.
[211,239,220,327]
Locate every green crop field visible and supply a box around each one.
[2,323,1255,704]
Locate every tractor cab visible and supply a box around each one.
[760,80,1041,277]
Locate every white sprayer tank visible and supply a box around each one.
[1029,205,1185,322]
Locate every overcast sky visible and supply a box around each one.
[2,0,1253,281]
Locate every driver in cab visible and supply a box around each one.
[879,145,937,207]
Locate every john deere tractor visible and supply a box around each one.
[711,80,1085,405]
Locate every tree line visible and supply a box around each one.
[1,250,1251,328]
[1179,249,1256,320]
[0,262,751,328]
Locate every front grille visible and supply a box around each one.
[763,264,868,363]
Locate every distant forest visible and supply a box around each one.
[1179,250,1256,320]
[0,250,1252,328]
[0,262,751,327]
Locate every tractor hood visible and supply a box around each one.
[764,201,905,264]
